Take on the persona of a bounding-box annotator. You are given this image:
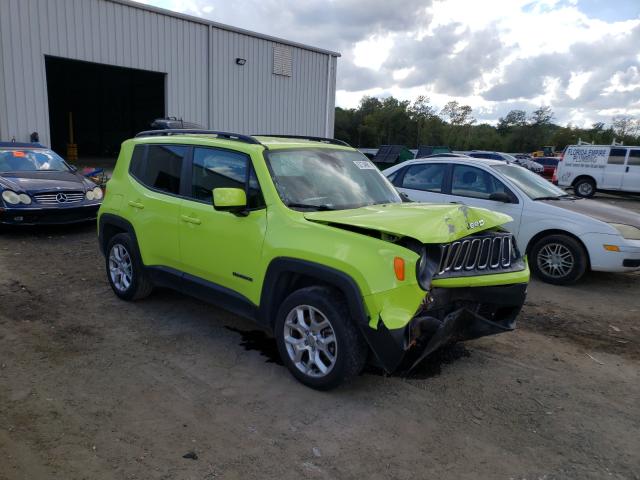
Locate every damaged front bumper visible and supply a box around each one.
[361,283,528,373]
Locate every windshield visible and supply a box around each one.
[0,149,70,172]
[266,148,402,210]
[500,153,518,162]
[492,164,569,199]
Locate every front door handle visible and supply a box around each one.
[128,200,144,209]
[181,214,202,225]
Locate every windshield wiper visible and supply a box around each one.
[533,194,572,201]
[287,202,335,211]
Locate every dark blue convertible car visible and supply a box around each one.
[0,142,102,225]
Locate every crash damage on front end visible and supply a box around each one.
[306,202,530,373]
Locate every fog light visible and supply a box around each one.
[603,244,620,252]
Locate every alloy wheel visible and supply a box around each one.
[537,242,574,279]
[283,305,338,378]
[109,243,133,292]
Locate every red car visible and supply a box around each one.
[534,156,559,179]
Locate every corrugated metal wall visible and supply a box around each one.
[0,0,338,146]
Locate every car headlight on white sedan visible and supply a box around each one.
[610,223,640,241]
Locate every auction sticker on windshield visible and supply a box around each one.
[353,160,376,170]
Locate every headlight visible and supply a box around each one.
[416,245,441,290]
[18,193,31,204]
[610,223,640,240]
[86,190,95,200]
[2,190,20,204]
[92,187,103,200]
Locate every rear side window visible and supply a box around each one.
[628,150,640,167]
[608,148,627,165]
[401,163,446,193]
[130,144,186,195]
[451,164,512,200]
[191,147,264,208]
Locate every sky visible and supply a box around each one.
[137,0,640,127]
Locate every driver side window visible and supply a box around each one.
[451,165,511,200]
[190,147,264,208]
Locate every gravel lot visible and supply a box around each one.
[1,195,639,480]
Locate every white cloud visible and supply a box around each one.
[352,35,394,70]
[566,72,592,100]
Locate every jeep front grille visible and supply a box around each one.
[436,233,517,276]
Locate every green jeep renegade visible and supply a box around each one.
[98,130,529,390]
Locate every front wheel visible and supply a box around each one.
[275,286,368,390]
[530,234,588,285]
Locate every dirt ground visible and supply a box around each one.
[1,195,639,480]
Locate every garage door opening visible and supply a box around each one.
[45,56,165,165]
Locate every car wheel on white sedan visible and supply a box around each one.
[530,234,588,285]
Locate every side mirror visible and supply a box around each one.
[213,187,247,215]
[399,191,413,203]
[489,192,512,203]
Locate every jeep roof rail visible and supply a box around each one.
[135,129,263,145]
[254,134,350,147]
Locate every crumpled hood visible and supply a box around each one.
[304,203,512,243]
[541,198,640,228]
[0,171,90,193]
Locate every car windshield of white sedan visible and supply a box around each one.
[492,164,569,200]
[267,149,402,210]
[0,149,70,172]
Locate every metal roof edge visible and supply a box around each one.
[107,0,342,57]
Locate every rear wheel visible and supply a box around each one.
[106,233,153,300]
[573,177,596,198]
[275,286,368,390]
[530,234,587,285]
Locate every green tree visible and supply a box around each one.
[333,95,640,152]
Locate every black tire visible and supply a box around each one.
[274,286,368,390]
[573,177,596,198]
[105,233,153,300]
[530,234,588,285]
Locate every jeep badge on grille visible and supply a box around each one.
[468,219,485,229]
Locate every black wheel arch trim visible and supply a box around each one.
[258,257,406,372]
[98,214,139,257]
[258,257,369,328]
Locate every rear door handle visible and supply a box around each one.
[181,214,201,225]
[128,200,144,209]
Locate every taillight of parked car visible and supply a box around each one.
[551,168,558,184]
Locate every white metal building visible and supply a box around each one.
[0,0,339,158]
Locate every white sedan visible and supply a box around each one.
[383,157,640,284]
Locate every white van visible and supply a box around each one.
[556,145,640,197]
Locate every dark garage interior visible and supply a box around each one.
[45,56,165,163]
